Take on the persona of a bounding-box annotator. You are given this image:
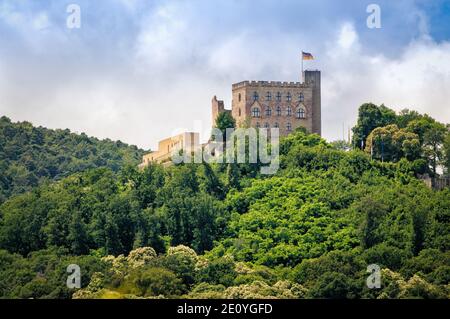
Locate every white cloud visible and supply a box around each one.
[116,0,142,12]
[31,11,50,30]
[0,1,448,150]
[337,22,358,50]
[321,22,450,141]
[134,3,189,68]
[0,4,50,31]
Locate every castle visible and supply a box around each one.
[140,132,200,167]
[140,69,321,166]
[212,70,321,136]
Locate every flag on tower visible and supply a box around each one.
[302,51,314,60]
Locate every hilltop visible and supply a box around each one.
[0,116,146,203]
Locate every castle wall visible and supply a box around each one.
[230,79,320,136]
[211,96,225,127]
[140,132,200,166]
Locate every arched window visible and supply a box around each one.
[264,122,270,128]
[266,92,272,101]
[298,93,304,102]
[238,93,241,102]
[276,92,282,102]
[286,106,292,116]
[287,92,292,102]
[286,122,292,131]
[238,108,241,116]
[265,107,272,117]
[276,106,281,116]
[251,107,260,117]
[296,108,305,119]
[253,91,259,101]
[274,122,279,128]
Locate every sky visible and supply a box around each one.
[0,0,449,150]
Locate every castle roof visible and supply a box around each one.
[232,80,311,89]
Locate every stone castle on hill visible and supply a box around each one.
[212,70,321,136]
[140,69,321,166]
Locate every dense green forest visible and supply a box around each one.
[0,116,145,204]
[0,104,449,299]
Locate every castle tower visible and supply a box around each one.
[211,65,321,137]
[226,71,321,136]
[304,70,321,135]
[211,96,225,127]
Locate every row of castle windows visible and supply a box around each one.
[237,92,304,102]
[251,107,305,119]
[256,122,293,131]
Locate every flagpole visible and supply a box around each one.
[301,51,304,83]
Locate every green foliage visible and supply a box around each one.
[307,272,360,299]
[0,248,107,298]
[362,243,410,270]
[406,118,447,174]
[0,116,145,203]
[365,124,421,162]
[379,269,448,299]
[163,245,198,287]
[444,133,450,174]
[159,187,224,253]
[214,111,236,141]
[197,257,237,287]
[126,267,183,297]
[199,163,226,199]
[351,105,448,175]
[223,280,307,299]
[352,103,397,150]
[0,111,449,299]
[212,176,360,267]
[226,163,240,190]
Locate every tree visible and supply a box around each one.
[104,213,123,255]
[364,124,420,162]
[358,196,389,249]
[362,243,409,270]
[162,191,221,253]
[352,103,397,150]
[199,163,225,199]
[308,272,358,299]
[214,111,236,141]
[422,122,447,175]
[133,208,166,253]
[122,164,165,209]
[444,132,450,175]
[131,267,183,297]
[191,194,221,253]
[126,247,157,269]
[226,163,240,190]
[406,117,436,144]
[197,257,237,287]
[163,245,198,287]
[396,109,422,128]
[68,211,90,255]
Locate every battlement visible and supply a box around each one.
[232,80,309,90]
[232,70,321,90]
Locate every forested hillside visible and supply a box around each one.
[0,116,145,203]
[0,105,448,299]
